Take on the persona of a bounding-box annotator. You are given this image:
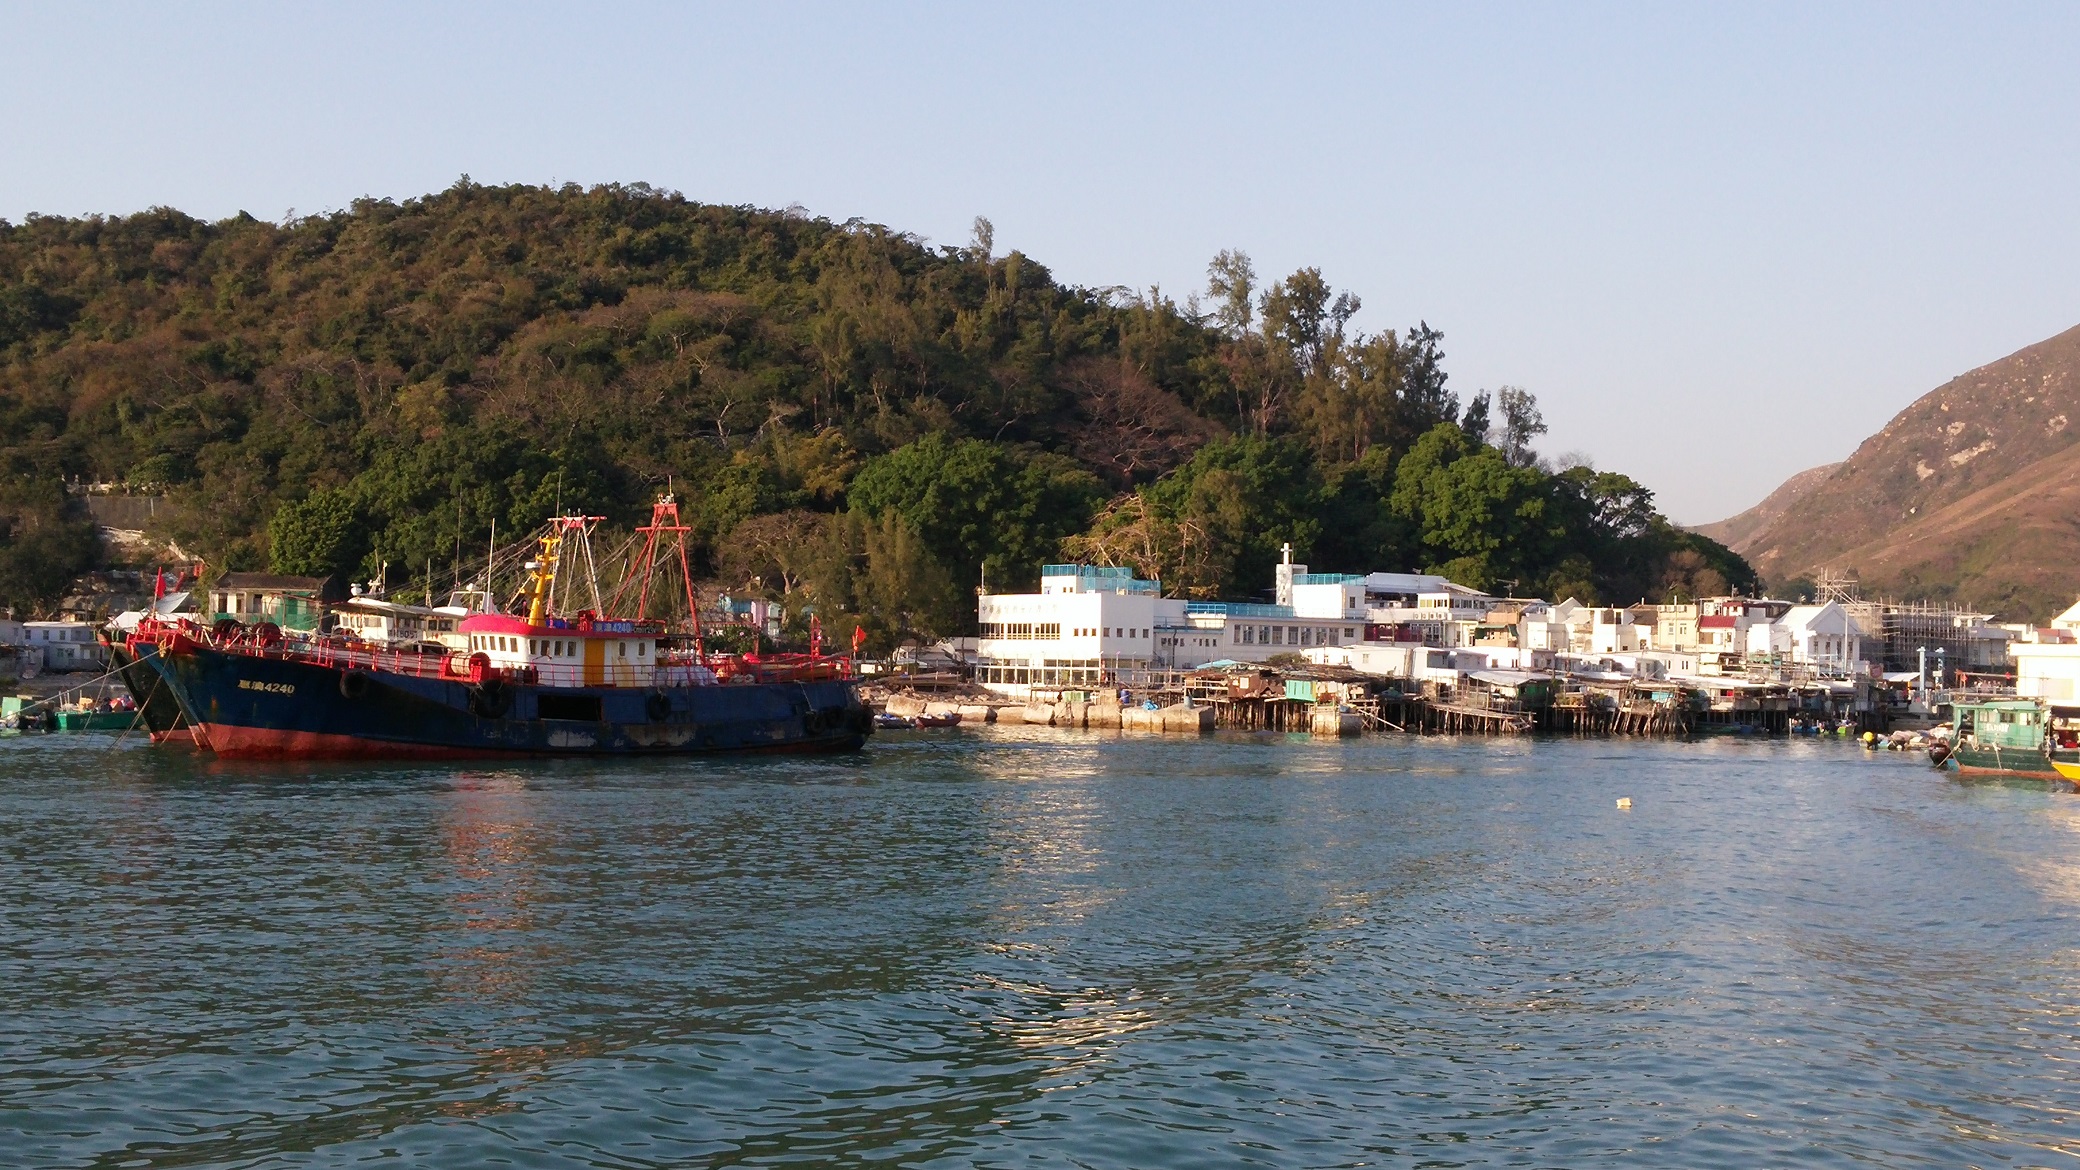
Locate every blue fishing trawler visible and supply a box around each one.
[127,499,869,759]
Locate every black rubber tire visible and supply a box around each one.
[339,670,371,700]
[468,679,509,719]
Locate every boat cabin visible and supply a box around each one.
[457,614,666,688]
[1952,698,2047,751]
[331,596,456,648]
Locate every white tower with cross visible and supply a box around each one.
[1274,542,1306,608]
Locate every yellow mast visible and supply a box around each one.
[525,529,562,626]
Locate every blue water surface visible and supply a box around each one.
[2,728,2076,1167]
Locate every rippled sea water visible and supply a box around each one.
[4,728,2078,1167]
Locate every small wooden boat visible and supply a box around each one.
[912,711,961,728]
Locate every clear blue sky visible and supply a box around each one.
[7,2,2080,523]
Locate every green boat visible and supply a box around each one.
[52,709,141,732]
[1929,698,2078,780]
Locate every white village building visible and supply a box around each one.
[973,550,1482,696]
[1745,602,1868,672]
[974,564,1366,692]
[2010,597,2080,703]
[18,619,106,672]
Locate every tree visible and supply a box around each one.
[0,473,94,614]
[847,433,1104,594]
[1205,249,1256,338]
[268,488,365,581]
[1144,435,1323,596]
[860,511,962,639]
[1260,267,1337,375]
[1561,467,1656,540]
[1399,322,1458,439]
[1495,386,1546,467]
[1388,423,1561,588]
[1459,389,1492,447]
[1659,549,1729,601]
[1058,357,1222,487]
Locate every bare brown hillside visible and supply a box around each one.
[1806,442,2080,618]
[1692,462,1840,553]
[1737,321,2080,619]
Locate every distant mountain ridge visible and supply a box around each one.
[1719,321,2080,620]
[1692,462,1840,552]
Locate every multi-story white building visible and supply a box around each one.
[975,562,1373,693]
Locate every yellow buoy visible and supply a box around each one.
[1615,797,1632,810]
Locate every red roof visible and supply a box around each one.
[457,613,660,638]
[1698,615,1739,628]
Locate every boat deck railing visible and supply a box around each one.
[180,632,838,689]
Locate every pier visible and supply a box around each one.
[870,658,1882,740]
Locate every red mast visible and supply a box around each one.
[615,495,703,655]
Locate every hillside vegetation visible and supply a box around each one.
[0,180,1747,642]
[1725,321,2080,620]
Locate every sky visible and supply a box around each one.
[7,3,2080,523]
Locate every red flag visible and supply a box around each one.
[153,566,165,599]
[852,624,867,654]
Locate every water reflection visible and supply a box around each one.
[432,770,546,1003]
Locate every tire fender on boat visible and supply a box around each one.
[339,670,372,700]
[645,691,671,722]
[468,676,510,719]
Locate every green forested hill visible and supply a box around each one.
[0,180,1747,640]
